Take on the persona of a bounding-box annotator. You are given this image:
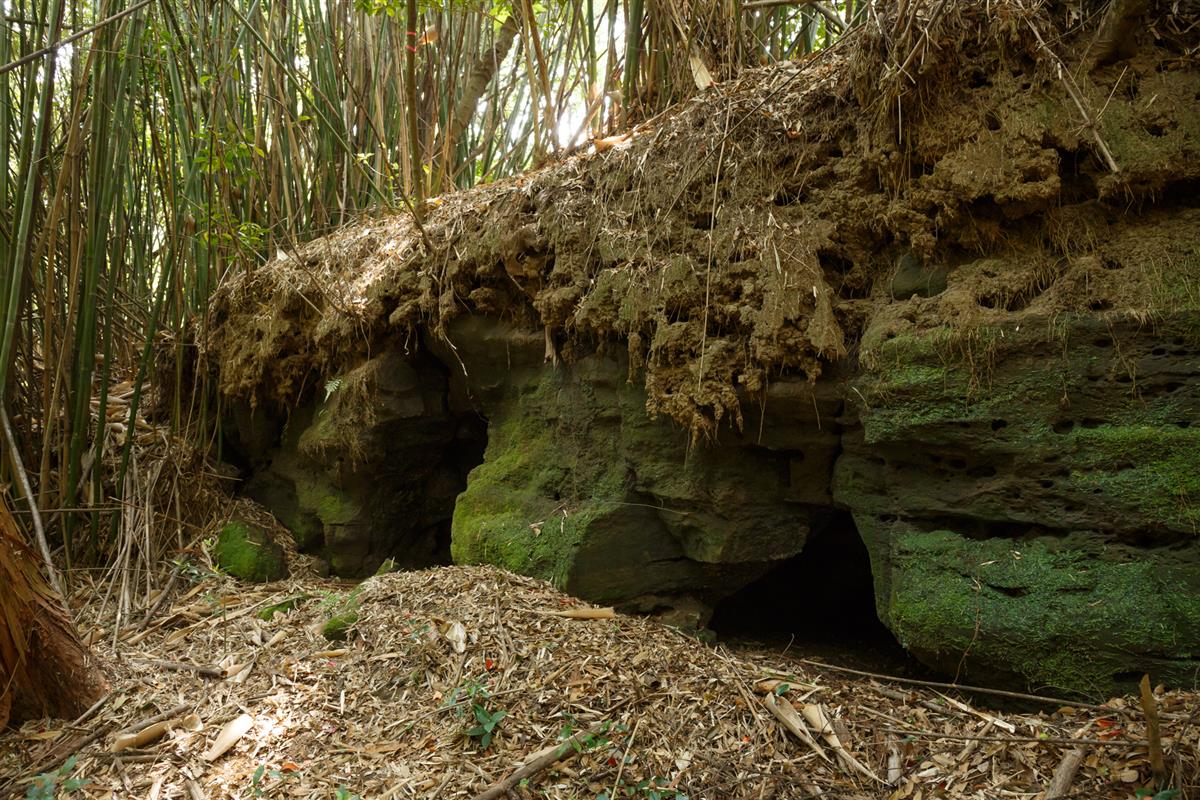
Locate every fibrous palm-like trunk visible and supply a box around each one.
[0,497,107,729]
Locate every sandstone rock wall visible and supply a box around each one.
[211,5,1200,696]
[839,312,1200,694]
[234,302,1200,697]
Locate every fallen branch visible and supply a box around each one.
[1045,747,1087,800]
[544,606,616,620]
[4,701,189,792]
[137,659,225,679]
[114,702,192,735]
[470,726,607,800]
[871,684,951,715]
[133,561,184,633]
[609,718,641,798]
[798,660,1186,719]
[881,727,1148,748]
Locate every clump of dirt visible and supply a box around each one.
[208,1,1200,437]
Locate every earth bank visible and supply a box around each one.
[208,3,1200,697]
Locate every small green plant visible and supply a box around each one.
[467,703,508,749]
[250,764,268,797]
[1135,789,1180,800]
[249,763,295,797]
[335,786,362,800]
[173,557,218,584]
[446,676,507,749]
[25,756,87,800]
[318,587,364,641]
[319,378,345,418]
[257,594,312,621]
[557,719,613,755]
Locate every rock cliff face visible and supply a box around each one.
[211,4,1200,696]
[438,318,842,626]
[233,351,486,575]
[235,297,1200,696]
[841,311,1200,694]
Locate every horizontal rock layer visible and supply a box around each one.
[232,303,1200,697]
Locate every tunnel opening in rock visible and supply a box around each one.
[390,409,490,568]
[709,509,920,674]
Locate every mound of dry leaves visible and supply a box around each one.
[2,565,1197,799]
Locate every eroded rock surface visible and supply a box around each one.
[439,318,842,623]
[211,5,1200,695]
[232,351,485,575]
[837,312,1200,694]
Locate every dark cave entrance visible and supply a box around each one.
[224,348,494,577]
[360,350,492,571]
[709,509,923,675]
[414,411,489,566]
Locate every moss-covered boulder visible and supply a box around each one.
[448,318,839,617]
[214,521,289,582]
[836,308,1200,697]
[235,350,486,576]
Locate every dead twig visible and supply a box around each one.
[1024,17,1120,172]
[798,659,1185,719]
[1140,674,1167,785]
[133,561,184,633]
[469,726,608,800]
[1044,747,1087,800]
[1,406,62,595]
[135,659,226,679]
[881,727,1150,748]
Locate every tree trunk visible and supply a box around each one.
[0,495,107,729]
[437,1,523,185]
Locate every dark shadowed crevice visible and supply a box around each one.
[709,509,926,675]
[399,410,490,567]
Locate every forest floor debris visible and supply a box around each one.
[2,565,1197,799]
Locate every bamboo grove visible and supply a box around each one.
[0,0,856,569]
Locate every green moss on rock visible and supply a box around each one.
[866,523,1200,697]
[451,346,810,603]
[1069,424,1200,530]
[257,594,311,620]
[214,521,288,583]
[321,611,360,641]
[841,311,1200,693]
[451,369,607,587]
